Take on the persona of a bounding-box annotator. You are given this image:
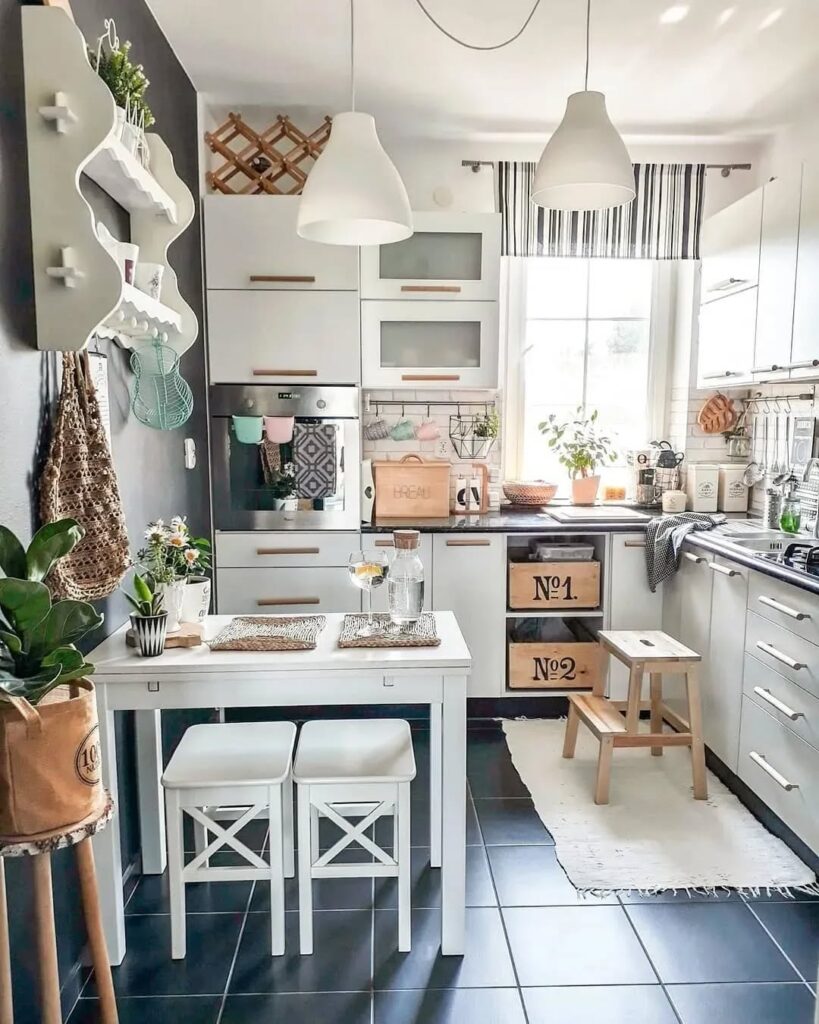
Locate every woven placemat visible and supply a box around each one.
[208,615,326,651]
[338,613,440,649]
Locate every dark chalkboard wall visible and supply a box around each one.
[0,2,209,1018]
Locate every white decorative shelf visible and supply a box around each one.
[96,283,182,346]
[84,136,178,223]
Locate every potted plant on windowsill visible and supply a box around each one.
[0,519,105,839]
[539,407,617,505]
[123,572,167,658]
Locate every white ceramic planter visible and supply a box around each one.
[179,577,212,624]
[158,580,186,633]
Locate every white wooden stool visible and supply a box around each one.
[293,719,416,955]
[162,722,296,958]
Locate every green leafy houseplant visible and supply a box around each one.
[90,38,155,129]
[123,573,165,617]
[0,520,103,707]
[538,407,617,479]
[269,463,297,501]
[473,409,500,440]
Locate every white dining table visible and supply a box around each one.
[89,611,470,965]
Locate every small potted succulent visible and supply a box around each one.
[0,519,105,838]
[123,572,167,658]
[539,407,617,505]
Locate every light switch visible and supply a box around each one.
[184,437,196,469]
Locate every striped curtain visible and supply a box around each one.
[496,162,706,259]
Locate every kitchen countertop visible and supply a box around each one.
[363,508,657,534]
[686,531,819,597]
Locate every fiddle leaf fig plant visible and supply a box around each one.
[0,520,103,706]
[538,407,618,479]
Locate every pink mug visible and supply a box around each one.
[416,419,441,441]
[263,416,295,443]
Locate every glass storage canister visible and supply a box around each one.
[387,530,425,626]
[779,477,802,535]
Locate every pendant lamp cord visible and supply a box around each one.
[350,0,356,110]
[412,0,543,51]
[584,0,591,89]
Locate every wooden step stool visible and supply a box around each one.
[562,630,707,805]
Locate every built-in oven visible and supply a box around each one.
[210,385,360,531]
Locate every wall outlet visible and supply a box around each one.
[435,439,450,459]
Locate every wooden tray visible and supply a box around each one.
[126,622,203,648]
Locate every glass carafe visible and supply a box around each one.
[387,530,425,626]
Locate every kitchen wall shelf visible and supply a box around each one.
[22,7,198,355]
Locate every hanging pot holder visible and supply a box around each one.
[39,352,131,600]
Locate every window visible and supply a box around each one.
[505,258,667,493]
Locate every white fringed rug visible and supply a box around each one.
[503,718,818,896]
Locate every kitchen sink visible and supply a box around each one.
[724,535,787,553]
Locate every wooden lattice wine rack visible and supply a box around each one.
[204,113,332,195]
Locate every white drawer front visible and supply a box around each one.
[216,532,360,568]
[204,195,358,291]
[216,567,360,615]
[748,573,819,647]
[207,291,360,384]
[745,610,819,700]
[744,653,819,752]
[739,695,819,853]
[362,533,433,614]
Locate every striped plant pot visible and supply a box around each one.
[130,612,168,657]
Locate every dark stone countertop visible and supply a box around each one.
[362,508,657,534]
[685,532,819,598]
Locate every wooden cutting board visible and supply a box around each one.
[126,622,203,648]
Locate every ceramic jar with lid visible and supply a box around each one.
[685,464,719,512]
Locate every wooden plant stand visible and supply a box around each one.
[0,793,118,1024]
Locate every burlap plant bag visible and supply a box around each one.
[0,679,105,840]
[40,352,130,601]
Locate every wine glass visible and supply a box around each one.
[348,550,389,636]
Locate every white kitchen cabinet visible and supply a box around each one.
[361,300,499,389]
[216,567,360,615]
[753,173,802,383]
[432,534,505,697]
[360,212,500,301]
[663,549,714,716]
[607,534,663,700]
[699,188,762,300]
[363,533,433,613]
[696,286,756,388]
[702,554,748,771]
[790,165,819,379]
[215,531,359,569]
[207,290,360,384]
[203,195,358,291]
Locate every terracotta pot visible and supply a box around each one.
[0,679,105,840]
[571,475,601,505]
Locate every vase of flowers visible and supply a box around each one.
[538,408,617,505]
[124,572,167,657]
[138,517,211,631]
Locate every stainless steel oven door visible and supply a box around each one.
[210,385,361,530]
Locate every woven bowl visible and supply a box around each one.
[502,480,558,506]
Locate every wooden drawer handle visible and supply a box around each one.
[400,285,462,293]
[445,538,491,547]
[249,274,316,283]
[708,561,739,577]
[755,641,805,671]
[758,595,809,621]
[401,374,461,382]
[373,539,395,547]
[252,369,318,377]
[748,751,798,791]
[623,541,646,548]
[752,686,804,721]
[257,597,320,606]
[256,547,320,556]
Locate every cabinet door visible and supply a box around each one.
[703,555,748,771]
[753,173,801,383]
[204,195,358,291]
[207,290,360,384]
[607,534,663,700]
[700,189,762,300]
[216,567,360,614]
[360,212,500,300]
[697,288,756,388]
[363,533,433,613]
[361,300,499,388]
[432,535,505,697]
[791,165,819,379]
[665,550,714,716]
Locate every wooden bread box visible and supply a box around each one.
[508,640,601,690]
[508,560,601,610]
[373,455,451,518]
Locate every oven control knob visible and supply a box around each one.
[316,399,327,409]
[245,399,255,409]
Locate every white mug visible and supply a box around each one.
[662,489,687,513]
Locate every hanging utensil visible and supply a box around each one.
[771,414,782,478]
[743,414,764,487]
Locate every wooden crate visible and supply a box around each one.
[508,561,600,610]
[373,456,450,518]
[508,641,601,690]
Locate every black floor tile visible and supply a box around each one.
[374,988,526,1023]
[473,798,554,845]
[523,985,678,1024]
[220,992,372,1023]
[373,788,482,848]
[69,995,222,1024]
[183,815,268,854]
[229,909,372,993]
[85,913,242,997]
[668,982,817,1024]
[372,908,516,990]
[488,846,616,906]
[374,846,496,910]
[744,889,819,903]
[467,732,529,798]
[126,872,252,916]
[751,901,819,980]
[251,847,374,914]
[503,906,656,987]
[625,902,800,983]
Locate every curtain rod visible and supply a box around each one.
[460,159,752,177]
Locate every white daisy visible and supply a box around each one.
[183,548,199,565]
[167,531,186,548]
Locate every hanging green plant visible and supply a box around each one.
[90,35,155,129]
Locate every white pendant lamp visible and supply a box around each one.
[297,1,412,245]
[532,0,634,211]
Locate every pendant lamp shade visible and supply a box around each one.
[297,112,412,245]
[532,91,635,210]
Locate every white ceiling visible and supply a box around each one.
[146,0,819,142]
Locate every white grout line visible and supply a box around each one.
[744,901,811,986]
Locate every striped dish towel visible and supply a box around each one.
[645,512,727,593]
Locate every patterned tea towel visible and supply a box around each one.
[645,512,726,592]
[293,423,337,499]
